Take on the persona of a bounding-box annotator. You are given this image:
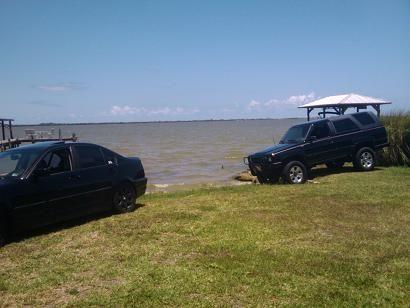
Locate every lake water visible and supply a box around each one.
[13,119,303,191]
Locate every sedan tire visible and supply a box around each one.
[282,161,307,184]
[113,183,137,213]
[0,232,6,248]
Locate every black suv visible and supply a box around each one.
[246,112,388,184]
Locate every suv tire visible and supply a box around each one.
[354,147,376,171]
[257,174,279,184]
[282,161,307,184]
[113,183,137,213]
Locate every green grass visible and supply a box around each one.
[1,167,409,306]
[381,111,410,166]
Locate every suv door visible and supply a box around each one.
[303,121,336,165]
[70,144,114,215]
[330,118,361,159]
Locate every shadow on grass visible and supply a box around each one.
[8,203,146,246]
[309,165,382,180]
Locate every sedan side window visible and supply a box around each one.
[102,148,119,165]
[36,149,72,175]
[311,122,331,140]
[76,145,105,169]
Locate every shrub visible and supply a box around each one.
[380,111,410,166]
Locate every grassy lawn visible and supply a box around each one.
[1,167,409,306]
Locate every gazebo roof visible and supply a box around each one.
[299,93,391,109]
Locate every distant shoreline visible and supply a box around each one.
[14,117,304,127]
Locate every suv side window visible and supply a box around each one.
[311,121,331,139]
[36,148,72,175]
[332,118,359,134]
[75,145,105,169]
[351,113,375,126]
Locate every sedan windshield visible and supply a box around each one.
[0,148,43,179]
[280,123,311,144]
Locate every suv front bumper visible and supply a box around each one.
[247,157,283,177]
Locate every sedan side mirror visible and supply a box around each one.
[310,135,317,142]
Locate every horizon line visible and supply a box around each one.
[14,116,305,126]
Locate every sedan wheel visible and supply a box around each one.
[113,184,137,213]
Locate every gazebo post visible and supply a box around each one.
[322,107,326,118]
[307,108,311,121]
[371,104,381,117]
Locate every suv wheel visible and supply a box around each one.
[113,183,137,213]
[283,161,307,184]
[354,147,376,171]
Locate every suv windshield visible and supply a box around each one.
[280,123,311,144]
[0,148,43,179]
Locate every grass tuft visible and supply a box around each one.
[380,111,410,166]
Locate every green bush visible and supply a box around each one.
[380,111,410,166]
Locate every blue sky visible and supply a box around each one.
[1,0,409,124]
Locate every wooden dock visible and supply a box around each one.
[0,118,78,152]
[0,136,78,152]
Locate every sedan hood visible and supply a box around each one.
[251,143,298,156]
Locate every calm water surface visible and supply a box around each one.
[14,119,303,191]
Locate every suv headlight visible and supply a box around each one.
[267,153,276,162]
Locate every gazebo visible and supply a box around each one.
[299,93,391,121]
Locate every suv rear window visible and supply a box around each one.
[332,118,359,133]
[76,145,105,169]
[351,113,375,126]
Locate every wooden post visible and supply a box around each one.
[372,104,381,117]
[1,120,5,140]
[8,120,13,139]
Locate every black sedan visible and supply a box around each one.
[0,141,147,246]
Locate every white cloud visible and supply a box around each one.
[285,92,316,105]
[263,99,280,107]
[110,105,141,116]
[247,92,316,112]
[109,105,199,117]
[247,100,262,110]
[36,82,85,92]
